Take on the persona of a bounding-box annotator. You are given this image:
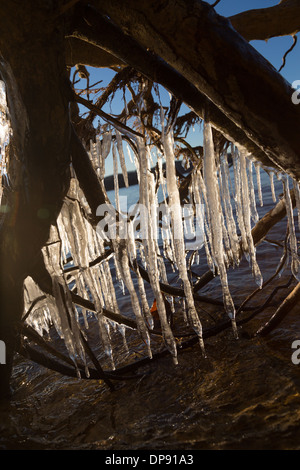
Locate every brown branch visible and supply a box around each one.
[230,0,300,41]
[84,66,135,124]
[63,248,113,274]
[278,34,298,72]
[65,37,125,68]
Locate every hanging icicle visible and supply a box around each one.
[163,129,205,354]
[219,151,240,266]
[238,147,263,289]
[254,161,264,207]
[137,136,178,363]
[203,123,237,338]
[116,130,129,188]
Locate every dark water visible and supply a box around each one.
[1,171,300,450]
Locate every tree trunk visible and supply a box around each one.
[0,1,71,398]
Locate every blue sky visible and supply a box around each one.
[77,1,300,176]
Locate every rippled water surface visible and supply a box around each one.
[1,174,300,450]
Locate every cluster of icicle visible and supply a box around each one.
[22,116,300,375]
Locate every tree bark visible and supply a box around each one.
[65,37,125,68]
[0,1,71,398]
[90,0,300,181]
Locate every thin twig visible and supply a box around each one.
[278,34,298,72]
[75,92,144,139]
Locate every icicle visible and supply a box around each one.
[232,145,249,260]
[246,158,259,224]
[137,136,178,363]
[116,130,129,188]
[283,175,300,281]
[163,130,205,353]
[126,142,134,164]
[269,171,277,202]
[192,170,215,272]
[254,161,263,207]
[239,147,263,288]
[42,242,87,377]
[203,124,237,337]
[112,142,120,213]
[0,81,10,164]
[101,260,120,314]
[128,219,153,328]
[219,152,240,266]
[82,267,115,369]
[102,130,112,159]
[57,212,70,266]
[118,323,129,354]
[113,253,125,295]
[112,234,153,359]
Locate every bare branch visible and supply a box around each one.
[230,0,300,41]
[278,34,298,72]
[65,37,125,68]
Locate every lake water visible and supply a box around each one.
[1,169,300,450]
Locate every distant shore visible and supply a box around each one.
[104,160,190,191]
